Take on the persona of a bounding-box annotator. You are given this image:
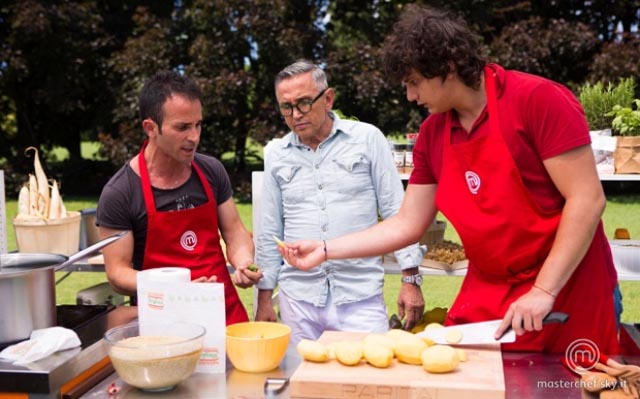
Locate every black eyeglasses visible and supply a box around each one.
[277,88,328,117]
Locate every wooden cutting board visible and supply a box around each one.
[290,331,505,399]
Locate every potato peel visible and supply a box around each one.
[273,235,287,248]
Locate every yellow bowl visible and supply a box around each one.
[226,321,291,372]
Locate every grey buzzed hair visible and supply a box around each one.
[275,59,328,91]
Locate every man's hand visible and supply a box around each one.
[279,240,325,270]
[494,285,555,339]
[255,299,278,322]
[397,283,425,331]
[192,275,218,283]
[232,261,263,288]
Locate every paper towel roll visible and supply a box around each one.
[141,267,191,283]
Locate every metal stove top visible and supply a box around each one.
[0,305,132,397]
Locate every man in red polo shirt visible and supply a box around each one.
[278,4,619,354]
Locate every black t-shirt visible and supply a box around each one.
[96,153,233,269]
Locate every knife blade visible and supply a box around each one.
[416,311,569,345]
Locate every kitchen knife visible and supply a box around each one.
[416,311,569,345]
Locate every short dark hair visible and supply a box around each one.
[139,70,202,126]
[381,4,486,89]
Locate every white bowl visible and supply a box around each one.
[609,240,640,274]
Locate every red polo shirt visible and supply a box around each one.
[409,63,590,213]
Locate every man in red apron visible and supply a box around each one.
[97,71,259,325]
[279,5,619,354]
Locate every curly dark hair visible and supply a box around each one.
[382,4,486,89]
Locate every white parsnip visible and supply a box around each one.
[59,196,68,218]
[17,184,30,217]
[17,147,68,221]
[25,147,50,217]
[49,180,61,219]
[28,174,39,216]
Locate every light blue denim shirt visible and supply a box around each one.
[256,112,424,306]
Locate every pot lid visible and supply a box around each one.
[0,253,67,276]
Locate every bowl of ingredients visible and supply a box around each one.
[104,321,205,391]
[226,321,291,372]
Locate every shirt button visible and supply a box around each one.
[318,184,323,190]
[315,164,320,169]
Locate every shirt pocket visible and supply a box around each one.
[332,155,372,196]
[274,165,306,204]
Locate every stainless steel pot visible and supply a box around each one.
[0,231,127,344]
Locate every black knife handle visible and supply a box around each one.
[543,311,570,325]
[496,311,569,340]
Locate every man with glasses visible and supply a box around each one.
[255,60,425,345]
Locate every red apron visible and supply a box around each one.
[139,142,248,325]
[435,68,618,353]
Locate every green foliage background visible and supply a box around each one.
[1,1,640,198]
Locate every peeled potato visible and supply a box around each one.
[363,333,396,352]
[445,328,463,344]
[334,341,363,366]
[424,322,444,330]
[421,336,435,347]
[395,337,428,365]
[363,341,394,368]
[325,341,339,360]
[385,328,419,344]
[421,345,459,373]
[297,339,329,363]
[456,348,468,362]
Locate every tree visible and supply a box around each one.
[99,0,329,172]
[0,1,118,163]
[589,34,640,86]
[100,5,176,165]
[490,16,599,87]
[1,0,640,190]
[324,0,424,135]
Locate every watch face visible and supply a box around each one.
[403,274,423,285]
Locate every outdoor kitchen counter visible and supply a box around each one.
[80,338,640,399]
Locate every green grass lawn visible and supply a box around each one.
[4,196,640,323]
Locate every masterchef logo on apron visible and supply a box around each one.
[465,171,481,194]
[180,230,197,251]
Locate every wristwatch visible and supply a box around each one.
[401,273,423,286]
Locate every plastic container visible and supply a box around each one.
[226,321,291,373]
[13,211,81,255]
[609,240,640,274]
[392,144,406,172]
[405,144,414,171]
